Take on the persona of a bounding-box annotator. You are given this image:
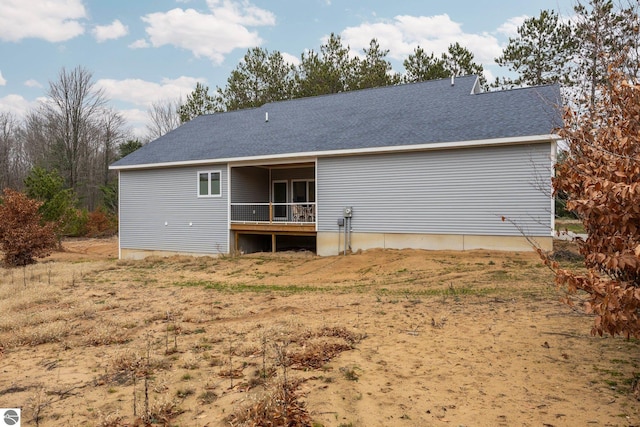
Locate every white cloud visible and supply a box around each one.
[24,79,43,88]
[139,1,275,64]
[281,52,300,66]
[339,13,503,67]
[205,0,276,27]
[118,108,150,139]
[96,76,202,107]
[93,19,128,42]
[0,94,34,116]
[497,16,528,38]
[0,71,6,86]
[0,0,86,42]
[129,39,150,49]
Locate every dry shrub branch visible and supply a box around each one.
[544,65,640,338]
[0,189,57,267]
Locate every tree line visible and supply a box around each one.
[173,36,486,123]
[0,0,637,231]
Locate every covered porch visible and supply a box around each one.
[229,162,317,253]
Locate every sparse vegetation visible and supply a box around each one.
[0,240,639,425]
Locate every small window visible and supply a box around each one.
[198,171,221,197]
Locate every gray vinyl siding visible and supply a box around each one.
[231,166,269,203]
[317,143,552,237]
[119,165,228,254]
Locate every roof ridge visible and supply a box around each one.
[260,75,480,108]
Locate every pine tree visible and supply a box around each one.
[216,48,296,111]
[352,39,400,90]
[495,9,575,87]
[178,82,216,123]
[295,33,357,97]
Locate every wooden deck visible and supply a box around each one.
[230,222,316,234]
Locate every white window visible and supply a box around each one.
[198,171,221,197]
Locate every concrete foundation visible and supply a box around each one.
[317,231,552,256]
[120,248,220,260]
[122,232,553,259]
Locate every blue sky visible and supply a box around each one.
[0,0,574,137]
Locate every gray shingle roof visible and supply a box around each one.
[111,75,562,168]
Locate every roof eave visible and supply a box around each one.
[109,133,560,171]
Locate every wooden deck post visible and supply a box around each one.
[269,203,273,224]
[271,233,276,252]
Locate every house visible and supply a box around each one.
[110,76,561,259]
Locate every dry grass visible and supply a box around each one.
[228,378,312,427]
[0,239,638,426]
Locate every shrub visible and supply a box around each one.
[543,66,640,338]
[0,189,57,266]
[64,208,89,237]
[24,167,81,237]
[85,208,117,237]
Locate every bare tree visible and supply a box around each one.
[0,112,23,190]
[43,66,107,199]
[145,98,181,141]
[21,109,50,170]
[98,108,127,186]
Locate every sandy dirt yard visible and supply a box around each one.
[0,237,639,426]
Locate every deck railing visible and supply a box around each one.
[230,203,316,224]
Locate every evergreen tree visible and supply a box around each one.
[353,39,400,90]
[178,82,216,123]
[118,139,143,159]
[295,33,357,97]
[495,10,575,87]
[403,43,485,84]
[443,42,486,86]
[216,47,296,111]
[24,166,80,236]
[403,46,448,83]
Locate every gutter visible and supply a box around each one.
[110,134,560,171]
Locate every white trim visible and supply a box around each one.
[118,171,121,259]
[227,163,231,252]
[314,159,318,232]
[550,140,557,236]
[110,134,561,171]
[197,170,222,198]
[470,76,481,94]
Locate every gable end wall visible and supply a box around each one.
[119,166,229,256]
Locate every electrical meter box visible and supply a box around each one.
[343,207,353,218]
